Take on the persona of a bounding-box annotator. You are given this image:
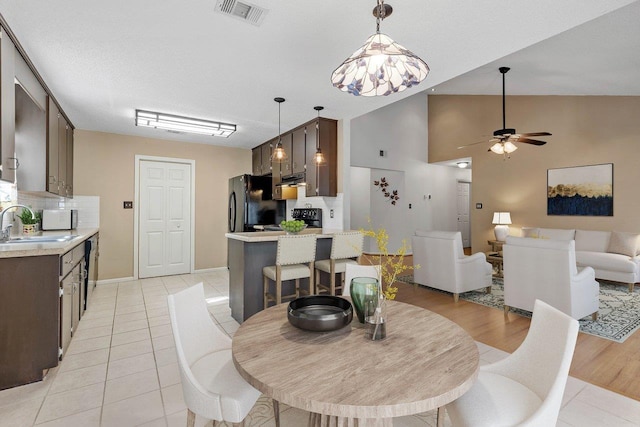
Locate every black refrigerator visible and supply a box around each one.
[228,174,277,232]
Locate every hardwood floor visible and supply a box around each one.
[393,274,640,402]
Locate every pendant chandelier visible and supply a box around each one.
[271,97,288,163]
[330,0,429,97]
[312,106,325,166]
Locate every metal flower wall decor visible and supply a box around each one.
[374,177,400,205]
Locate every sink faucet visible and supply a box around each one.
[0,205,35,242]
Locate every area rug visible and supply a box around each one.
[397,276,640,343]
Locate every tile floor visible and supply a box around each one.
[0,270,638,427]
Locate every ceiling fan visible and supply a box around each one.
[459,67,551,156]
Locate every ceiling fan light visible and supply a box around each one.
[490,142,505,154]
[504,141,518,153]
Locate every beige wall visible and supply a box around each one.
[428,95,640,253]
[74,130,251,280]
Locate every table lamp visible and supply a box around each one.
[492,212,512,241]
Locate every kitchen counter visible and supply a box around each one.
[226,229,356,322]
[0,227,99,258]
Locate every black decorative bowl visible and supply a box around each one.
[287,296,353,332]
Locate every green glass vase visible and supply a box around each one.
[350,277,380,323]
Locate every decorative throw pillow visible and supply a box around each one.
[521,227,539,238]
[606,231,640,257]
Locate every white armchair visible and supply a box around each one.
[503,236,599,320]
[444,300,580,427]
[412,231,493,301]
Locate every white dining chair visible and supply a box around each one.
[441,299,579,427]
[168,283,280,427]
[315,231,364,296]
[343,263,382,297]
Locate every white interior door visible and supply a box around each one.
[457,181,471,248]
[139,160,191,278]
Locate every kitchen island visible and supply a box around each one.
[226,229,350,322]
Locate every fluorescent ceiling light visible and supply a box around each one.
[135,110,236,137]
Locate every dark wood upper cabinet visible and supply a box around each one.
[305,118,337,197]
[0,28,17,183]
[65,124,73,198]
[252,147,261,176]
[252,117,337,197]
[260,141,272,176]
[46,98,60,193]
[291,127,306,175]
[279,133,292,175]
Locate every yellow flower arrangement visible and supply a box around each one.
[360,222,418,300]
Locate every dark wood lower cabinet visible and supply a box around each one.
[0,255,59,390]
[0,237,89,390]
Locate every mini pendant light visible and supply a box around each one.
[331,0,429,97]
[312,106,325,166]
[271,97,288,163]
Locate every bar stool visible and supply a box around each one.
[315,232,364,296]
[263,234,317,309]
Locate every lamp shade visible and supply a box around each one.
[331,32,429,97]
[492,212,512,225]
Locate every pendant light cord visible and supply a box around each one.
[375,0,385,33]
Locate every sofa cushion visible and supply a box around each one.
[538,228,575,241]
[607,231,640,257]
[575,230,610,252]
[521,227,540,238]
[576,251,638,273]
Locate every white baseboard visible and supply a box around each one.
[97,276,135,285]
[194,267,228,274]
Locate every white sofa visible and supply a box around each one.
[412,231,493,301]
[503,236,599,320]
[520,228,639,292]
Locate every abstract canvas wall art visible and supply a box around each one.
[547,164,613,216]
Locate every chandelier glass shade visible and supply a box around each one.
[331,1,429,97]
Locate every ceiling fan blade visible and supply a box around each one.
[457,139,491,149]
[519,132,552,137]
[516,137,547,146]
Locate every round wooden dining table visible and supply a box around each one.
[232,299,479,426]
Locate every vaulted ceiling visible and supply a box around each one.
[1,0,637,149]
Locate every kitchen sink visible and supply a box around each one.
[3,235,80,244]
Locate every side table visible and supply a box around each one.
[487,240,505,252]
[486,252,503,278]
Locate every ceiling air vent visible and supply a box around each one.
[215,0,268,26]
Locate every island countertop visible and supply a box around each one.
[225,228,355,242]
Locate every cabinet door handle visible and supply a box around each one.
[7,157,19,170]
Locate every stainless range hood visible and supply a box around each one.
[276,172,305,200]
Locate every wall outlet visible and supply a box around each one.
[123,201,133,209]
[379,150,386,157]
[330,209,334,218]
[409,203,412,209]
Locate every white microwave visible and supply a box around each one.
[42,209,78,230]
